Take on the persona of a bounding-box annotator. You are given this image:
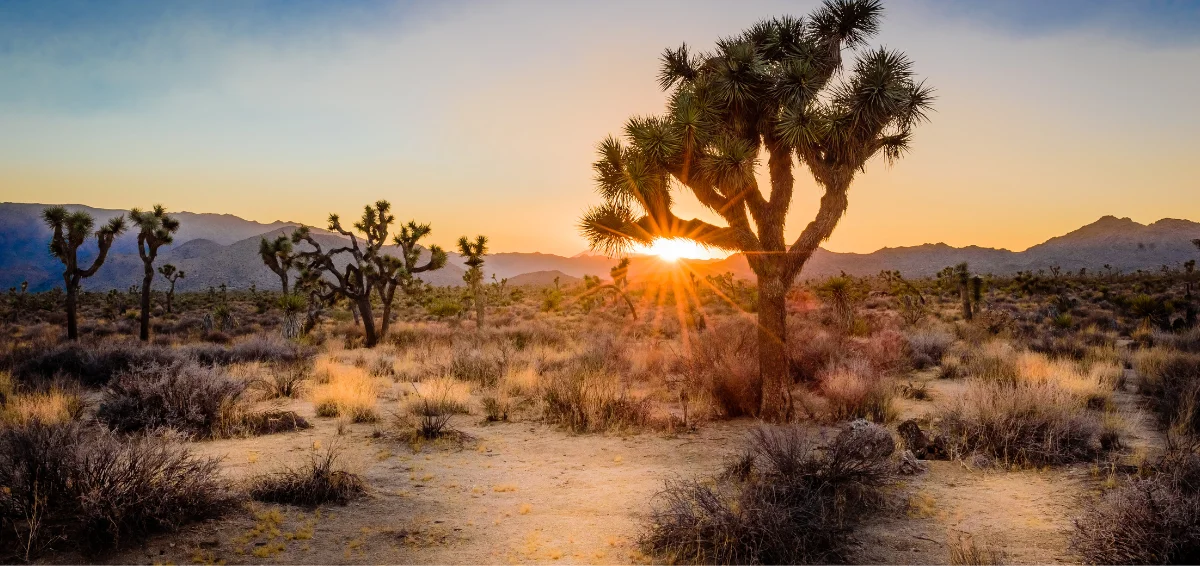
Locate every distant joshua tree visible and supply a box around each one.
[157,263,185,314]
[259,235,296,294]
[130,205,180,341]
[457,235,488,329]
[578,0,933,420]
[292,201,447,347]
[42,206,127,339]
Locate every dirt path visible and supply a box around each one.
[106,404,755,565]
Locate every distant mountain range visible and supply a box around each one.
[2,202,1198,292]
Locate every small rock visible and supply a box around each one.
[897,449,928,475]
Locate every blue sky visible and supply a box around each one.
[1,0,1198,255]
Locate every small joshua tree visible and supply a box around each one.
[158,263,185,314]
[130,205,180,341]
[955,263,973,321]
[457,235,488,329]
[42,206,127,339]
[259,235,296,294]
[292,201,447,347]
[579,0,933,420]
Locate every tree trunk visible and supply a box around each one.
[475,285,485,330]
[279,272,289,295]
[139,262,153,341]
[358,297,379,347]
[166,281,175,314]
[961,287,972,321]
[65,281,79,340]
[757,275,791,422]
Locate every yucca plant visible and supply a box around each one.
[157,263,185,314]
[578,0,933,420]
[458,235,488,329]
[292,201,447,347]
[42,207,127,339]
[130,205,180,341]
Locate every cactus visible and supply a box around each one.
[457,235,488,329]
[291,201,447,347]
[42,206,127,339]
[130,205,180,341]
[259,235,296,293]
[157,264,185,314]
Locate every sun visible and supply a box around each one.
[639,238,714,262]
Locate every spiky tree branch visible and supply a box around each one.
[42,206,127,339]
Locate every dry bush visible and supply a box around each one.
[641,422,895,564]
[449,346,504,387]
[854,328,911,375]
[937,379,1105,466]
[684,318,760,418]
[964,341,1020,384]
[249,445,366,506]
[501,365,540,397]
[16,340,181,387]
[1155,327,1200,354]
[97,361,247,437]
[1136,350,1200,433]
[481,394,511,422]
[542,366,650,433]
[819,358,896,423]
[310,361,379,422]
[257,361,309,399]
[906,328,954,369]
[787,323,844,383]
[1073,446,1200,564]
[1017,351,1119,410]
[0,421,236,561]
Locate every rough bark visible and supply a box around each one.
[65,282,79,340]
[139,261,153,341]
[756,272,792,422]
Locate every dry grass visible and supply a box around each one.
[249,445,367,506]
[949,534,1007,565]
[1,387,83,426]
[310,360,380,423]
[501,365,540,397]
[819,359,896,423]
[1016,351,1119,409]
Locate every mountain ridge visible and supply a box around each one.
[2,202,1198,291]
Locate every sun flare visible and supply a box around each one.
[639,238,714,262]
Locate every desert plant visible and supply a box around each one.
[1072,445,1200,564]
[292,201,448,347]
[906,328,954,369]
[0,421,236,561]
[458,235,489,329]
[277,292,306,339]
[157,263,184,314]
[579,0,934,420]
[641,422,895,564]
[96,361,249,437]
[937,379,1105,466]
[310,362,378,422]
[258,234,296,294]
[42,206,127,340]
[129,205,180,341]
[249,445,366,506]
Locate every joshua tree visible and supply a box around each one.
[130,205,180,341]
[578,0,932,420]
[457,235,488,329]
[158,263,185,314]
[955,263,973,321]
[259,235,296,294]
[292,201,447,347]
[42,207,127,339]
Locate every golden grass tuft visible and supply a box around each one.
[310,360,379,422]
[1,387,83,426]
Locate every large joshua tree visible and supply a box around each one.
[292,201,447,347]
[130,205,181,341]
[259,235,296,294]
[458,235,488,329]
[42,207,127,339]
[579,0,933,421]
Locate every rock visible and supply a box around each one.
[897,419,950,460]
[897,449,927,475]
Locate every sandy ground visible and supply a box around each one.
[90,367,1165,565]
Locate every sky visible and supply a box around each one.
[1,0,1198,257]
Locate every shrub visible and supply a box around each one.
[819,359,895,423]
[97,361,247,438]
[1073,447,1200,564]
[686,319,760,417]
[0,421,235,561]
[258,361,309,399]
[542,366,650,433]
[449,348,504,387]
[641,422,895,564]
[16,340,180,387]
[906,329,954,369]
[1136,350,1200,433]
[249,446,366,506]
[937,379,1104,466]
[964,341,1020,384]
